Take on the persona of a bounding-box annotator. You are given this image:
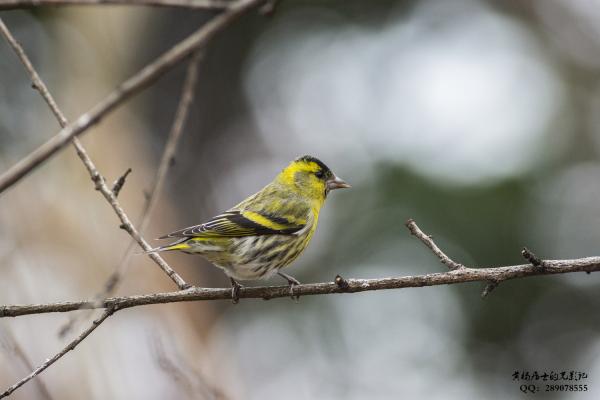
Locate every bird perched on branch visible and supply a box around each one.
[150,155,350,302]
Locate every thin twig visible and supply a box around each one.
[111,168,132,198]
[2,218,599,397]
[106,50,202,292]
[0,2,269,397]
[0,0,265,194]
[0,0,232,10]
[0,17,189,290]
[0,308,114,399]
[0,326,54,400]
[480,280,498,298]
[522,247,546,268]
[405,219,465,270]
[58,52,202,337]
[3,255,600,318]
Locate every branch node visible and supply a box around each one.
[0,3,263,396]
[522,247,546,268]
[105,303,119,316]
[481,280,499,298]
[111,167,132,198]
[405,219,465,271]
[91,172,104,190]
[335,274,350,291]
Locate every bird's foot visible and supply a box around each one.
[278,272,300,302]
[230,278,243,304]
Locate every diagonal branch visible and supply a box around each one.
[406,219,464,270]
[521,247,546,268]
[0,326,54,400]
[0,0,265,194]
[111,167,132,198]
[58,51,202,337]
[109,50,202,292]
[0,309,114,399]
[1,219,599,398]
[0,17,189,290]
[0,0,232,10]
[0,2,267,395]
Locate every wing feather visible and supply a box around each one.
[159,210,305,239]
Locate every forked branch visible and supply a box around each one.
[1,1,598,398]
[0,2,266,396]
[0,0,265,194]
[1,220,599,398]
[2,220,600,319]
[0,17,189,290]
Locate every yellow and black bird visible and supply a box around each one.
[150,155,350,302]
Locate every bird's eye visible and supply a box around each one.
[315,170,325,179]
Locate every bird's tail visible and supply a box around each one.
[139,239,190,255]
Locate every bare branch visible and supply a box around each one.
[0,2,272,397]
[522,247,546,268]
[111,167,132,198]
[405,219,465,270]
[136,51,201,240]
[58,52,202,337]
[0,6,264,395]
[0,0,232,10]
[2,256,600,318]
[480,280,499,298]
[0,0,265,194]
[0,327,54,400]
[105,50,202,292]
[334,274,350,291]
[0,17,189,290]
[0,308,113,399]
[2,218,599,397]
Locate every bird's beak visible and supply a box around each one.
[327,175,351,191]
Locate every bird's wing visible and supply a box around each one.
[158,210,306,239]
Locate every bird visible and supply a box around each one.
[149,155,350,302]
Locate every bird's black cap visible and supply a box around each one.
[296,155,331,174]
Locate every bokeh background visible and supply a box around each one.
[1,0,600,398]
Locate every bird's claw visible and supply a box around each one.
[230,278,243,304]
[278,272,300,302]
[289,282,300,303]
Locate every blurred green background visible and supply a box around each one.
[1,0,600,398]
